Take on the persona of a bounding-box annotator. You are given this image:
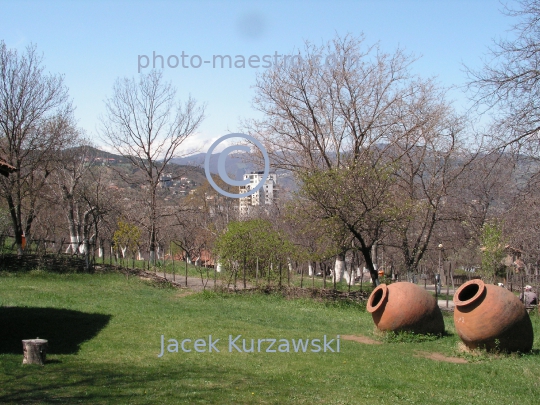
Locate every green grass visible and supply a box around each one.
[1,270,540,404]
[430,292,455,301]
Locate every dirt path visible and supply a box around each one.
[144,270,253,292]
[341,335,382,345]
[414,351,467,364]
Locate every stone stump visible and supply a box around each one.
[22,339,48,365]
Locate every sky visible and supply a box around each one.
[0,0,517,155]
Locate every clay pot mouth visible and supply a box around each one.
[367,284,388,313]
[454,279,486,307]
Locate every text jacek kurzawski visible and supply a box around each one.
[158,335,340,357]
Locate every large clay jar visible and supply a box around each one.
[453,279,533,352]
[366,282,444,335]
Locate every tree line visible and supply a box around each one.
[2,1,540,286]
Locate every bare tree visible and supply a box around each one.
[247,35,426,172]
[505,186,540,273]
[49,130,92,254]
[0,41,73,254]
[414,151,517,275]
[47,135,119,269]
[387,104,477,274]
[100,70,205,264]
[467,0,540,156]
[465,0,540,273]
[246,34,463,285]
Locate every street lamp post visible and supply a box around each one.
[436,243,443,299]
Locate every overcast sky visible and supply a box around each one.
[1,0,515,154]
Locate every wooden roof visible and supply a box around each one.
[0,159,16,177]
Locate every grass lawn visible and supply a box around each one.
[1,270,540,404]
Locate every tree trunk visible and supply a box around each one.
[7,194,24,255]
[243,256,246,289]
[255,257,259,285]
[361,246,379,286]
[333,254,345,283]
[287,260,291,287]
[185,252,188,287]
[344,265,354,287]
[149,186,157,266]
[65,196,79,254]
[22,339,48,365]
[82,238,90,271]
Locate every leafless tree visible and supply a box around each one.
[0,41,73,254]
[246,34,467,285]
[467,0,540,157]
[386,102,477,274]
[49,130,93,254]
[505,187,540,273]
[100,70,205,264]
[420,151,516,274]
[465,0,540,272]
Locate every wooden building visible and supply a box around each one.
[0,159,16,177]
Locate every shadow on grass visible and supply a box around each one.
[0,307,111,354]
[0,361,253,405]
[523,348,540,356]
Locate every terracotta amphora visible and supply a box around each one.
[367,282,445,335]
[453,279,533,352]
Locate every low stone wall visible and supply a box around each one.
[0,253,87,273]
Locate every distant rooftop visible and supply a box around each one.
[0,159,16,177]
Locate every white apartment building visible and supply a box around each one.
[239,171,278,216]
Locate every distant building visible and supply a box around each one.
[503,245,527,273]
[159,173,173,188]
[239,171,278,216]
